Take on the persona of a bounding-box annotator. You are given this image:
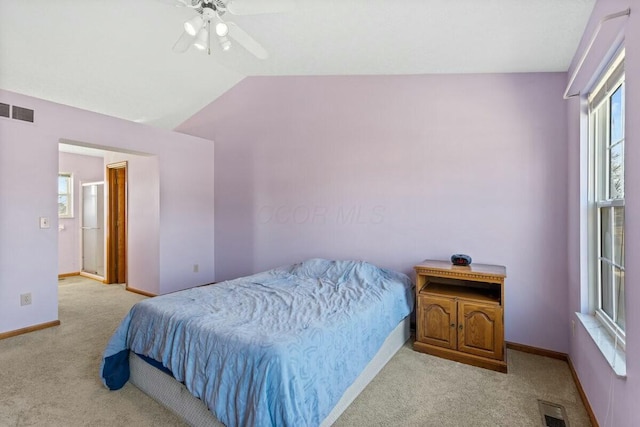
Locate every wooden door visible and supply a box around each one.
[457,300,503,360]
[418,294,457,349]
[106,162,127,284]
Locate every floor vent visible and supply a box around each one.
[538,400,569,427]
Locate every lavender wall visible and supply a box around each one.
[0,90,215,335]
[566,0,638,425]
[103,151,160,294]
[177,72,569,352]
[58,152,104,275]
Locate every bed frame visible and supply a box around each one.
[129,317,410,426]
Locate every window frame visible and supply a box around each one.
[587,50,626,348]
[58,172,74,218]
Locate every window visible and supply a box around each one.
[588,50,625,345]
[58,173,73,218]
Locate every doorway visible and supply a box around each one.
[106,162,127,285]
[81,182,105,278]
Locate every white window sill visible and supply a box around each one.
[575,312,626,378]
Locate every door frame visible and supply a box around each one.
[106,161,127,285]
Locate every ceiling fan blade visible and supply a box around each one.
[157,0,185,6]
[227,22,268,59]
[173,30,195,53]
[226,0,295,15]
[158,0,202,8]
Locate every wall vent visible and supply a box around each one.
[0,103,9,118]
[538,400,569,427]
[12,105,35,123]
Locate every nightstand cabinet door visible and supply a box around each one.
[417,294,457,350]
[457,300,503,360]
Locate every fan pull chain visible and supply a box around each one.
[207,20,211,55]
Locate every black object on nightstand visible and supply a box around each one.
[450,254,472,266]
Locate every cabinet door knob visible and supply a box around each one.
[450,323,455,328]
[459,324,463,330]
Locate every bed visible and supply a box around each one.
[101,258,414,426]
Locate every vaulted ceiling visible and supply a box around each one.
[0,0,595,129]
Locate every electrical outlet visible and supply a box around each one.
[39,217,50,229]
[193,264,199,273]
[20,293,32,306]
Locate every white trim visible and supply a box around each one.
[575,313,626,378]
[595,309,626,350]
[588,49,625,106]
[563,9,629,99]
[596,199,625,208]
[81,180,105,187]
[585,50,626,343]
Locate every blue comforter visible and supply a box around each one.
[101,259,413,427]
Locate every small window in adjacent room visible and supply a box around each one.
[588,49,625,347]
[58,173,73,218]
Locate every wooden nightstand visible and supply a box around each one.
[413,260,507,373]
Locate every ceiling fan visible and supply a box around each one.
[168,0,294,59]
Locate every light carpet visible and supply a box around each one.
[0,276,591,426]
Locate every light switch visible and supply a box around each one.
[39,217,50,229]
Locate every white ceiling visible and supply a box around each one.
[0,0,595,130]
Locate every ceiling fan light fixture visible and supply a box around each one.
[172,1,270,59]
[194,27,209,50]
[184,15,204,36]
[215,21,229,37]
[219,36,231,51]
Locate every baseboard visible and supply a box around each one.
[126,286,156,297]
[567,356,599,427]
[506,341,567,360]
[58,272,80,278]
[0,320,61,340]
[506,341,598,427]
